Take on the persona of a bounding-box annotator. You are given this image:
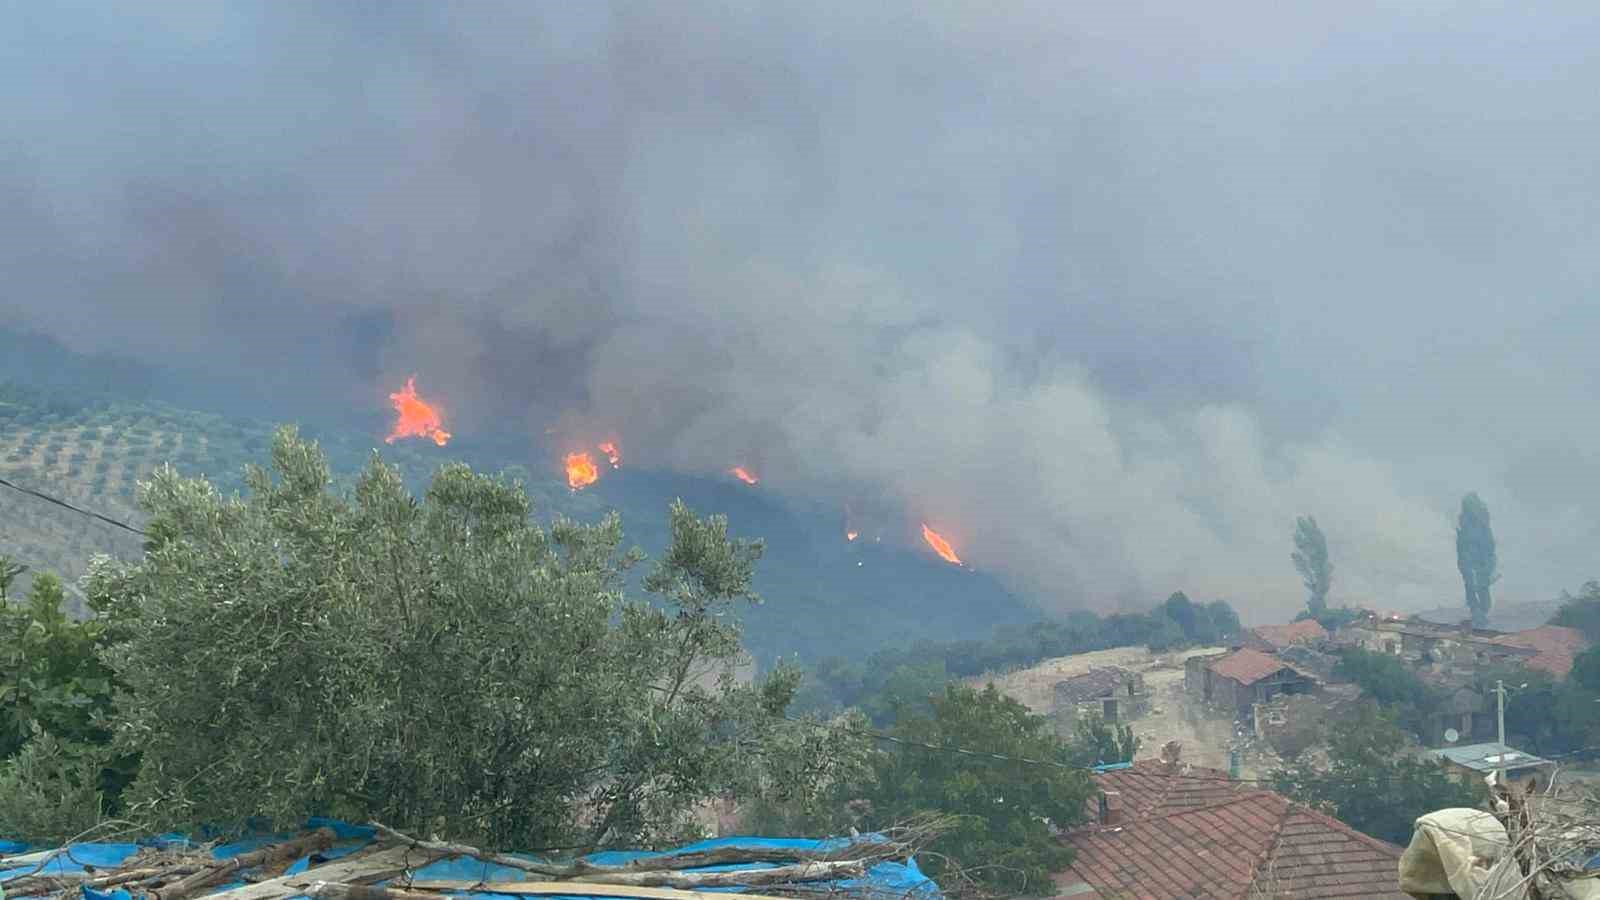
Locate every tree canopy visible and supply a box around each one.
[82,426,867,848]
[1456,493,1498,629]
[1271,702,1478,846]
[1291,516,1332,617]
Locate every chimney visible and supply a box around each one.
[1098,790,1122,826]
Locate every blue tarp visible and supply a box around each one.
[0,821,938,900]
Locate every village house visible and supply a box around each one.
[1336,615,1536,670]
[1490,624,1592,679]
[1238,617,1328,653]
[1051,666,1149,732]
[1425,741,1554,792]
[1185,647,1319,718]
[1056,754,1407,898]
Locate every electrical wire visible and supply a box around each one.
[0,474,147,536]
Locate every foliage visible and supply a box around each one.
[1291,515,1333,617]
[1332,648,1440,736]
[1574,644,1600,693]
[1296,605,1364,633]
[87,427,865,848]
[0,732,105,841]
[861,684,1094,895]
[1551,581,1600,643]
[1456,492,1498,629]
[1270,702,1479,846]
[0,569,132,830]
[1064,713,1139,767]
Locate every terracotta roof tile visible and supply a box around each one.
[1251,619,1329,649]
[1065,778,1408,898]
[1207,647,1310,686]
[1493,625,1592,678]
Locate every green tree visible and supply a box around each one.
[1332,647,1440,737]
[1271,702,1478,845]
[0,571,128,839]
[1292,516,1333,617]
[86,426,864,848]
[1065,712,1139,767]
[1551,581,1600,643]
[862,684,1094,895]
[1456,493,1498,628]
[0,555,26,602]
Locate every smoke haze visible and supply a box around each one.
[6,1,1600,621]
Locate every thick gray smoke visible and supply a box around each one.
[6,1,1600,621]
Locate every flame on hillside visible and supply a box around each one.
[921,524,962,566]
[565,452,599,490]
[729,466,759,485]
[846,530,859,542]
[385,377,451,446]
[598,441,621,468]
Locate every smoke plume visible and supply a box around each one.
[6,1,1600,621]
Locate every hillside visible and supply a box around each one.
[0,372,1040,663]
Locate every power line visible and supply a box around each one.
[0,474,148,536]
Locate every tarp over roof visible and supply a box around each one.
[0,819,939,900]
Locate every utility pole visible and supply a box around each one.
[1495,679,1507,786]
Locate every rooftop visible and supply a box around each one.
[1054,667,1136,703]
[1059,788,1407,898]
[1207,648,1313,686]
[1250,619,1329,650]
[1492,625,1592,678]
[1426,741,1554,774]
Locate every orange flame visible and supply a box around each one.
[385,377,452,447]
[846,530,859,542]
[565,452,599,490]
[729,466,759,485]
[598,441,621,468]
[921,524,962,565]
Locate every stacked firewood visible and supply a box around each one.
[1,818,950,900]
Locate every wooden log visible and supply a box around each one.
[565,859,866,889]
[151,828,338,900]
[367,825,575,878]
[204,844,446,900]
[319,881,811,900]
[368,823,901,879]
[403,881,807,900]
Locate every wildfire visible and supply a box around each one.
[921,523,962,566]
[565,452,599,491]
[846,530,859,542]
[598,441,621,468]
[385,377,451,447]
[729,466,759,485]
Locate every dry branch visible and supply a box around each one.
[565,860,867,889]
[150,828,337,900]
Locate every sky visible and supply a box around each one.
[4,1,1600,622]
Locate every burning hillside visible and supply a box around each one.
[384,377,451,446]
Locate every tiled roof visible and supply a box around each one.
[1207,648,1307,686]
[1492,625,1591,678]
[1056,667,1134,702]
[1059,789,1408,898]
[1250,619,1329,649]
[1087,759,1246,822]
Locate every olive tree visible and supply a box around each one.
[87,427,868,847]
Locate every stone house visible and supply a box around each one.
[1186,648,1319,718]
[1052,666,1149,732]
